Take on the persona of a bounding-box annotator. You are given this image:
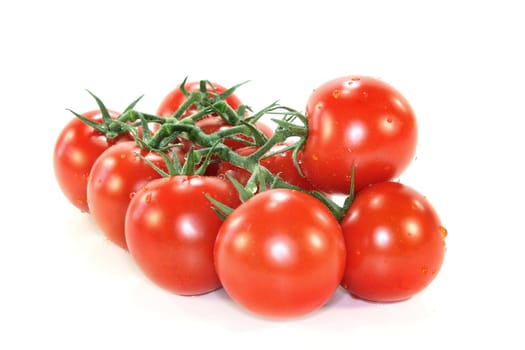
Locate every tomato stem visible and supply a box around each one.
[71,80,345,220]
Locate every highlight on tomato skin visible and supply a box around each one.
[300,75,418,194]
[340,181,447,303]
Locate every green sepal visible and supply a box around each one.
[291,137,306,177]
[309,191,345,222]
[239,119,268,145]
[215,80,250,102]
[86,89,113,125]
[66,108,106,133]
[134,151,170,178]
[226,172,254,203]
[181,147,198,176]
[194,140,221,176]
[122,95,145,114]
[342,164,356,215]
[204,193,234,221]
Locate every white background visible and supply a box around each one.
[1,0,524,349]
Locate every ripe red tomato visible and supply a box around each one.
[125,176,241,295]
[217,143,315,190]
[340,181,446,302]
[157,81,243,117]
[214,189,346,319]
[87,141,176,249]
[300,75,418,194]
[53,110,133,212]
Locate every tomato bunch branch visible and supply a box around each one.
[71,81,347,219]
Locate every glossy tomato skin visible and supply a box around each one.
[217,144,315,190]
[53,110,133,212]
[125,176,241,295]
[157,81,243,117]
[340,182,446,302]
[214,189,346,319]
[301,75,418,194]
[87,141,173,249]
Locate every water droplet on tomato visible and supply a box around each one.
[332,90,341,99]
[362,91,368,98]
[387,117,393,123]
[355,250,361,255]
[312,154,319,161]
[346,81,354,86]
[145,193,152,203]
[421,267,428,274]
[438,226,448,239]
[120,153,126,159]
[129,192,136,199]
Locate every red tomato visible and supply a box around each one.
[214,189,346,319]
[157,81,243,117]
[87,141,177,249]
[340,181,446,302]
[300,75,418,194]
[217,143,315,190]
[125,176,241,295]
[53,110,133,212]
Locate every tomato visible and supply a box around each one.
[53,110,133,212]
[125,176,241,295]
[87,141,177,249]
[340,181,446,302]
[300,75,418,194]
[157,81,244,118]
[217,143,315,190]
[214,189,346,319]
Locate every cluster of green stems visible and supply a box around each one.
[72,83,350,220]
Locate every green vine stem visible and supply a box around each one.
[69,81,349,220]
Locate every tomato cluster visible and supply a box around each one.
[54,76,447,320]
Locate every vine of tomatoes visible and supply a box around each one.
[53,77,447,320]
